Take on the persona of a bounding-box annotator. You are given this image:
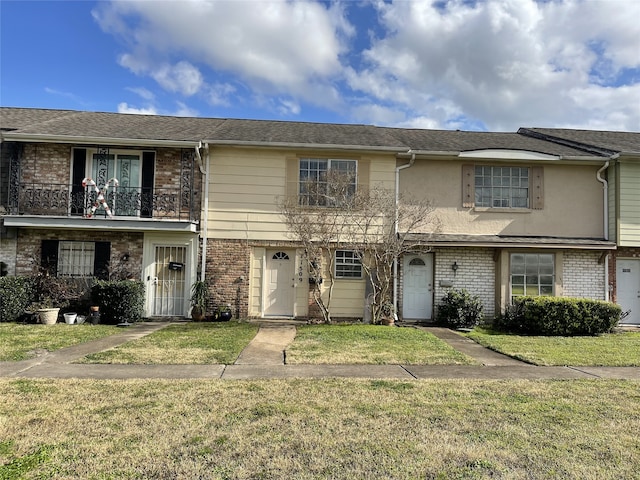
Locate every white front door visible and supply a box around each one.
[402,254,434,320]
[151,245,187,316]
[617,259,640,325]
[264,250,294,316]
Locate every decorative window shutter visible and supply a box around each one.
[286,157,299,198]
[141,152,155,218]
[462,164,475,207]
[71,149,86,216]
[531,166,544,209]
[94,242,111,280]
[41,240,59,276]
[356,158,369,194]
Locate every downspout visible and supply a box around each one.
[393,151,416,316]
[199,143,210,282]
[596,160,610,301]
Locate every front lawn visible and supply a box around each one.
[467,327,640,366]
[1,378,638,479]
[81,321,259,365]
[286,324,476,365]
[0,323,121,361]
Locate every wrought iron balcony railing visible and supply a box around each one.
[7,183,199,222]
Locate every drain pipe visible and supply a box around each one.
[596,159,610,301]
[199,143,210,282]
[393,151,416,315]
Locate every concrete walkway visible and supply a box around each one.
[1,321,639,380]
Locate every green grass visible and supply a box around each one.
[286,324,477,365]
[82,321,259,365]
[0,323,121,361]
[1,378,638,479]
[467,327,640,366]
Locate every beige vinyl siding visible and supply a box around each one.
[249,247,265,317]
[208,148,396,241]
[323,279,366,318]
[619,161,640,246]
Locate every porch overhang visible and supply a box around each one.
[405,233,616,250]
[2,215,198,233]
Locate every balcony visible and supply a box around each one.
[4,183,199,231]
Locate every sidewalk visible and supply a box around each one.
[1,322,639,380]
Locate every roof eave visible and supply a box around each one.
[0,132,201,148]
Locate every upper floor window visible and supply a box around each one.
[463,164,543,210]
[510,253,554,302]
[335,250,362,278]
[475,166,529,208]
[299,158,357,206]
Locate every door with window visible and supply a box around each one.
[617,259,640,325]
[151,245,187,316]
[402,254,434,320]
[264,250,294,316]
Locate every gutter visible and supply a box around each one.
[200,143,210,282]
[393,151,416,317]
[1,132,200,149]
[596,154,619,301]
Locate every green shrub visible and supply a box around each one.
[91,280,145,324]
[495,296,621,336]
[436,288,484,329]
[0,277,34,322]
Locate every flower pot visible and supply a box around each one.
[38,308,60,325]
[89,311,101,325]
[63,312,77,324]
[218,311,233,322]
[76,315,86,325]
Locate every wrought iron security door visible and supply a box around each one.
[152,245,187,316]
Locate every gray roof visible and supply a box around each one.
[0,107,626,157]
[519,127,640,155]
[406,233,615,249]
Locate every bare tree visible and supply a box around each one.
[279,170,438,324]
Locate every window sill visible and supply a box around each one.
[473,207,532,214]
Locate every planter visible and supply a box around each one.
[89,311,101,325]
[63,312,77,324]
[76,315,86,324]
[218,311,233,322]
[38,308,60,325]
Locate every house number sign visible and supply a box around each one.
[82,177,119,218]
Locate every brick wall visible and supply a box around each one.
[0,235,17,276]
[562,250,606,300]
[205,239,251,318]
[16,229,144,280]
[433,247,496,319]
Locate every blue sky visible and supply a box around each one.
[1,0,639,131]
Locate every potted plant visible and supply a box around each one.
[216,304,233,322]
[27,298,60,325]
[379,300,396,326]
[190,280,208,321]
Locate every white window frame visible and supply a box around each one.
[58,241,96,278]
[299,158,357,206]
[475,166,529,208]
[334,250,362,279]
[510,253,554,302]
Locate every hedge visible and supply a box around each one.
[436,288,484,329]
[495,296,621,336]
[91,280,145,324]
[0,276,34,322]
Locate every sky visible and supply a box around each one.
[1,0,639,132]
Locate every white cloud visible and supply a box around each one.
[93,0,352,106]
[117,102,158,115]
[96,0,640,131]
[126,87,155,101]
[355,0,640,130]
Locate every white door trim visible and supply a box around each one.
[402,253,434,320]
[263,249,295,317]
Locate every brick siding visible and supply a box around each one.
[562,250,606,300]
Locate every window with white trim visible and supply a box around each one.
[335,250,362,278]
[475,166,529,208]
[58,241,96,277]
[299,158,357,206]
[510,253,554,301]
